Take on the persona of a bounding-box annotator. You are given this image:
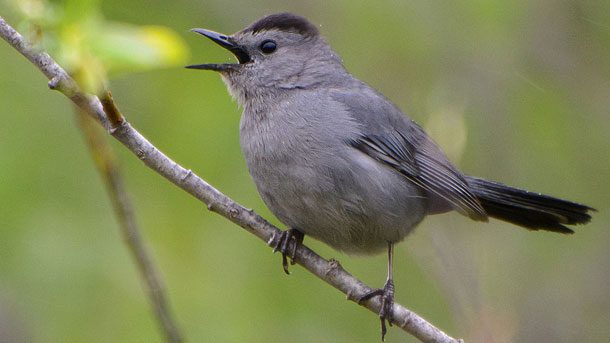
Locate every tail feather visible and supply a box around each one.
[465,176,594,234]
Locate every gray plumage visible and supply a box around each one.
[187,13,592,255]
[187,12,593,339]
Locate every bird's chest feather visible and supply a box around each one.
[239,105,332,188]
[237,100,425,254]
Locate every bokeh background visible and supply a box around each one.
[1,0,609,342]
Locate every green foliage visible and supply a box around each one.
[10,0,188,91]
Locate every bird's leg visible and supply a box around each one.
[357,242,395,341]
[272,228,304,274]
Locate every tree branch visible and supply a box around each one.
[75,108,182,343]
[0,16,461,343]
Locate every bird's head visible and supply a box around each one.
[187,13,345,105]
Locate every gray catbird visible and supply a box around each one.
[187,13,593,339]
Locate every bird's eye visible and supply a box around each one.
[260,40,277,54]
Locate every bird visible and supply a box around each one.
[186,12,594,340]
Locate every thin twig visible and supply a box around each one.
[75,108,182,343]
[0,16,462,343]
[99,90,124,127]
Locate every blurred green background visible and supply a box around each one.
[1,0,609,342]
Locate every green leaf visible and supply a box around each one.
[91,23,190,75]
[62,0,99,25]
[9,0,190,92]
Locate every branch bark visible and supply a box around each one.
[0,16,462,343]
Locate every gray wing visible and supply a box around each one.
[332,86,488,221]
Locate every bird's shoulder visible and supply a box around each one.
[326,82,487,220]
[326,81,416,135]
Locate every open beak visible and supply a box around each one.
[186,28,251,71]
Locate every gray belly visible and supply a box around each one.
[243,141,427,255]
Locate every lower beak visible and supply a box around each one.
[186,28,251,71]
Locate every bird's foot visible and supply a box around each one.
[357,278,395,341]
[272,228,304,274]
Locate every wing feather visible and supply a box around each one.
[351,132,487,221]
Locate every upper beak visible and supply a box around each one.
[186,28,251,71]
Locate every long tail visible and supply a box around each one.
[465,176,594,234]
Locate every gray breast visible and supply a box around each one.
[239,91,426,254]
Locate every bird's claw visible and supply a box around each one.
[272,228,304,274]
[357,279,395,341]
